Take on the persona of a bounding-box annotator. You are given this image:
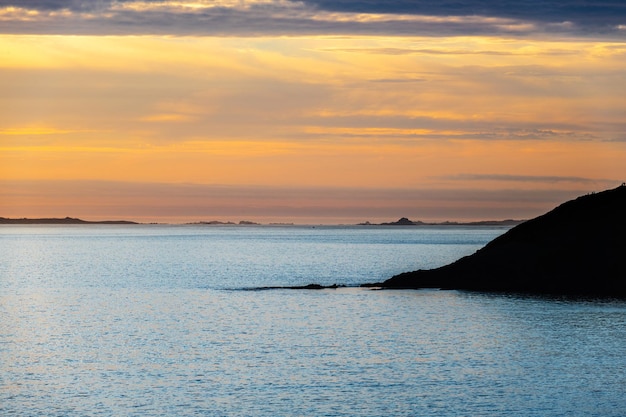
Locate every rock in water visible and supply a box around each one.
[382,185,626,297]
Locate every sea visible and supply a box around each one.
[1,224,625,417]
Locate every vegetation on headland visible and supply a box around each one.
[366,185,626,297]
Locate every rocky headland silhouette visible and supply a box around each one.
[368,185,626,297]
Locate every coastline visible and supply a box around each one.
[372,185,626,298]
[0,216,523,227]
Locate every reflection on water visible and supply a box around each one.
[3,288,625,416]
[1,226,625,416]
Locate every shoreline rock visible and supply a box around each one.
[248,284,346,291]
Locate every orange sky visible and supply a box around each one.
[2,7,626,223]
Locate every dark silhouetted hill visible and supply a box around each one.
[377,185,626,297]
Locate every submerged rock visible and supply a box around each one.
[380,185,626,297]
[252,283,346,290]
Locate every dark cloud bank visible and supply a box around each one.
[300,0,626,24]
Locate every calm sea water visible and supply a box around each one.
[1,225,625,416]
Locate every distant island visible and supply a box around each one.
[359,217,524,226]
[0,217,138,225]
[186,220,261,225]
[366,185,626,297]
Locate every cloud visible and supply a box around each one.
[0,0,624,37]
[321,47,579,57]
[439,173,618,185]
[297,0,626,26]
[0,0,102,11]
[368,78,428,83]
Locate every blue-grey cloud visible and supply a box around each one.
[297,0,626,25]
[5,0,624,23]
[0,0,138,11]
[0,0,625,37]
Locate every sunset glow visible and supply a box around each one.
[2,1,626,223]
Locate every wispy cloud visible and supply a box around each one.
[440,173,618,185]
[321,47,580,57]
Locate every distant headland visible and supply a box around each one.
[359,217,524,226]
[366,185,626,297]
[0,217,138,225]
[0,217,266,225]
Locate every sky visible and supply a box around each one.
[1,0,626,224]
